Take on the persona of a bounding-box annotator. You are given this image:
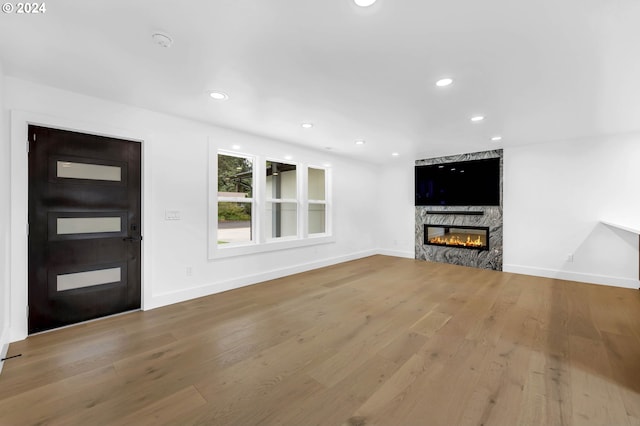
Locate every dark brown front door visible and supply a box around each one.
[28,125,142,334]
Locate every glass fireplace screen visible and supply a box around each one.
[425,224,489,251]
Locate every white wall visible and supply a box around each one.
[377,159,415,258]
[0,62,10,367]
[6,77,379,341]
[377,139,640,288]
[503,135,640,288]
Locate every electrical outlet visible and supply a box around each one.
[186,266,193,276]
[165,210,181,220]
[567,254,574,262]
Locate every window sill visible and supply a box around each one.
[209,234,335,259]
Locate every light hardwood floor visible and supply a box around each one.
[1,255,639,425]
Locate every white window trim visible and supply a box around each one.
[209,148,333,259]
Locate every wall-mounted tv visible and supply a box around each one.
[415,157,501,206]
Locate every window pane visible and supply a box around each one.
[218,154,253,198]
[266,202,297,238]
[57,161,121,181]
[57,267,121,291]
[266,161,297,199]
[57,217,122,234]
[309,204,326,234]
[218,202,252,244]
[308,168,325,201]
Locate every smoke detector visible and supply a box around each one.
[152,32,173,48]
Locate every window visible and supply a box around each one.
[217,153,254,245]
[210,149,332,258]
[308,167,327,235]
[266,161,297,239]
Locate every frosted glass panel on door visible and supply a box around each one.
[57,161,122,181]
[57,267,121,291]
[57,217,122,234]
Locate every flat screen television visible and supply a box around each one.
[415,157,501,206]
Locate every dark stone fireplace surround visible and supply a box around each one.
[415,149,503,271]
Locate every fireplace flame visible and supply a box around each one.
[429,234,485,248]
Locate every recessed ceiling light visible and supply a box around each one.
[284,155,293,160]
[436,78,453,87]
[151,32,173,48]
[355,140,366,145]
[491,136,502,141]
[471,115,485,122]
[323,163,332,167]
[391,152,400,157]
[354,0,377,6]
[210,92,229,101]
[231,145,241,150]
[301,122,313,129]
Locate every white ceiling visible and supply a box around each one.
[1,0,639,163]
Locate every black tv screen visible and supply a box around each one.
[415,157,500,206]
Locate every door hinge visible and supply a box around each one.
[26,140,29,153]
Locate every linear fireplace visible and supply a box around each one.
[425,224,489,251]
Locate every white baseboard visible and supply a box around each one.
[377,249,414,259]
[146,249,378,310]
[150,253,639,312]
[8,252,634,348]
[0,326,9,375]
[503,264,639,289]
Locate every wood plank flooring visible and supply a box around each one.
[1,255,639,425]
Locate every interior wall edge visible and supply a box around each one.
[0,326,9,375]
[0,60,9,372]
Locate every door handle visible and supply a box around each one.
[123,236,143,242]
